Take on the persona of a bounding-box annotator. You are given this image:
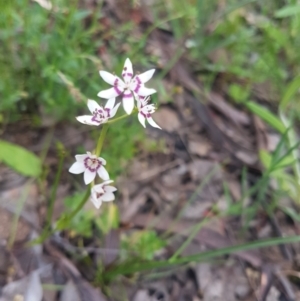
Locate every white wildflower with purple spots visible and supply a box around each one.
[68,58,162,211]
[69,152,109,185]
[98,58,156,115]
[90,180,117,209]
[76,98,120,126]
[137,96,161,129]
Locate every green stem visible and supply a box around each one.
[104,235,300,282]
[66,188,91,222]
[31,151,64,244]
[106,114,128,124]
[46,152,64,229]
[106,108,138,125]
[96,124,109,156]
[8,179,34,250]
[169,217,211,261]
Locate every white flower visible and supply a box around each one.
[137,96,161,129]
[98,58,156,115]
[76,98,120,126]
[90,180,117,209]
[69,152,109,185]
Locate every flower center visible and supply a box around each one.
[92,108,110,123]
[141,104,155,116]
[96,192,104,198]
[84,157,101,172]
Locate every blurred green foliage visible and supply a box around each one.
[121,230,166,260]
[0,0,101,119]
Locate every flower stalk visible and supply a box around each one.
[96,123,109,156]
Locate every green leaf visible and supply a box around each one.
[259,150,272,169]
[275,5,300,18]
[0,139,42,177]
[280,75,300,110]
[244,101,286,134]
[259,149,295,173]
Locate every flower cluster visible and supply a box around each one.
[69,58,161,208]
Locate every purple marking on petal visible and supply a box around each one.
[146,113,151,118]
[104,108,110,117]
[122,73,125,77]
[123,92,132,98]
[134,85,141,93]
[141,111,147,118]
[91,115,101,123]
[127,73,133,77]
[113,85,123,95]
[124,67,127,71]
[84,157,102,172]
[136,76,141,84]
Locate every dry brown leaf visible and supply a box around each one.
[152,107,181,132]
[209,92,250,126]
[188,138,212,157]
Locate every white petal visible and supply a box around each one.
[105,185,117,193]
[147,116,161,129]
[76,115,100,126]
[87,99,100,113]
[84,169,96,185]
[123,58,133,74]
[105,98,115,110]
[102,180,114,186]
[69,161,85,174]
[99,71,116,85]
[98,87,123,99]
[122,93,135,115]
[138,113,146,128]
[99,157,106,165]
[93,183,105,192]
[110,102,121,118]
[136,69,155,83]
[101,192,115,202]
[98,165,110,180]
[137,98,143,110]
[75,154,88,162]
[122,58,133,83]
[99,71,125,88]
[90,195,102,209]
[138,87,157,96]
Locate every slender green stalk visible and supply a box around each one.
[45,152,65,230]
[96,124,109,156]
[104,235,300,281]
[106,108,137,125]
[35,151,64,243]
[7,179,34,250]
[169,217,211,261]
[67,188,91,221]
[162,166,219,240]
[106,114,128,124]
